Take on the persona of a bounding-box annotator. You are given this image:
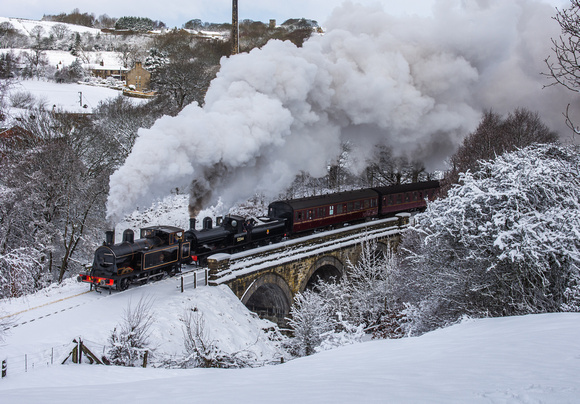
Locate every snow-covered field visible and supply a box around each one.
[5,78,150,117]
[2,48,125,69]
[8,79,130,113]
[0,17,102,37]
[0,276,578,404]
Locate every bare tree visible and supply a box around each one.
[446,108,558,188]
[152,58,218,113]
[116,43,144,68]
[545,0,580,133]
[49,24,70,40]
[364,145,427,187]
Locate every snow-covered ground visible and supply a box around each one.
[2,190,577,403]
[0,276,578,404]
[0,17,102,37]
[5,79,150,116]
[1,48,126,69]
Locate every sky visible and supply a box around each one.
[1,0,571,28]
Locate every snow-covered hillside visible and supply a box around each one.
[0,17,102,37]
[0,275,578,404]
[2,194,578,402]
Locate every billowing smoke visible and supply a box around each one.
[106,0,577,223]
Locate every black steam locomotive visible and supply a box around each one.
[78,180,439,291]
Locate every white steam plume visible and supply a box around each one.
[106,0,578,222]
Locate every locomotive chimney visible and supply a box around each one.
[105,230,115,246]
[203,217,213,230]
[231,0,239,55]
[189,218,196,231]
[122,229,134,243]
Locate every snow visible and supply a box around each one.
[3,48,126,69]
[0,17,102,37]
[0,269,579,403]
[1,194,577,402]
[6,79,149,115]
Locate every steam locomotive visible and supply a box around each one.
[78,180,439,291]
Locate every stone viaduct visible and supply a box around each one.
[207,214,410,326]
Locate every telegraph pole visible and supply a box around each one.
[232,0,239,55]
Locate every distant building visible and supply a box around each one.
[89,64,128,81]
[126,62,151,91]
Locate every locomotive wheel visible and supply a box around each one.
[119,277,130,291]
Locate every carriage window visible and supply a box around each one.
[354,201,361,210]
[405,193,410,202]
[371,198,377,207]
[337,204,343,214]
[347,202,353,212]
[318,207,324,217]
[397,194,402,204]
[329,205,334,215]
[308,210,313,220]
[364,199,369,208]
[413,192,418,201]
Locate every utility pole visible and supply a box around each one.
[78,91,83,107]
[232,0,239,55]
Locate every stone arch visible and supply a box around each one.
[241,272,293,326]
[300,255,344,292]
[373,241,390,258]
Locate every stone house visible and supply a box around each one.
[89,62,128,81]
[126,62,151,91]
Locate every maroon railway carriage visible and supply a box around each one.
[267,181,440,235]
[268,188,379,234]
[373,180,440,215]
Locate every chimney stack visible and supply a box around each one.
[232,0,239,55]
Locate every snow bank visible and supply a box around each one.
[0,312,578,403]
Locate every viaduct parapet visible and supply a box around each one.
[207,214,410,326]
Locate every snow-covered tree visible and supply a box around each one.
[287,239,402,356]
[0,246,49,298]
[108,297,155,367]
[397,143,580,334]
[144,48,169,73]
[0,110,116,283]
[342,240,399,329]
[54,58,85,83]
[180,307,261,368]
[286,289,334,356]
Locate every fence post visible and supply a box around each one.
[25,354,27,372]
[194,272,197,289]
[78,338,83,364]
[142,351,148,368]
[205,269,208,286]
[2,359,6,378]
[181,276,184,293]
